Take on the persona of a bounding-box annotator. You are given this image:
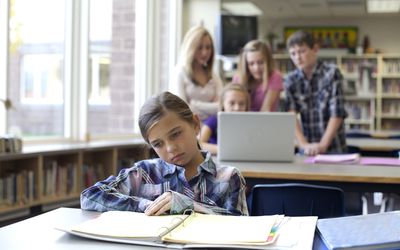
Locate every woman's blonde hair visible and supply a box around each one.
[219,83,250,111]
[237,40,275,89]
[139,92,195,143]
[178,26,215,83]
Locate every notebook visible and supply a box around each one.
[58,210,318,249]
[217,112,296,162]
[317,211,400,250]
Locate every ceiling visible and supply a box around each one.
[221,0,400,19]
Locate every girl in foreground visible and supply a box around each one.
[81,91,248,216]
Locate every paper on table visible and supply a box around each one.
[311,153,360,164]
[72,210,187,238]
[162,213,278,245]
[360,157,400,166]
[269,216,318,250]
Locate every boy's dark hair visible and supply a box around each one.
[286,30,315,49]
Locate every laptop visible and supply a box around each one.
[217,112,296,162]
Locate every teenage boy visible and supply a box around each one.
[285,30,347,156]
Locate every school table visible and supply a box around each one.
[346,138,400,152]
[219,156,400,194]
[0,207,160,250]
[0,207,325,250]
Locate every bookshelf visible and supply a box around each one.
[0,140,150,221]
[273,53,400,133]
[379,55,400,131]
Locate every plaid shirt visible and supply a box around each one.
[80,151,248,216]
[284,60,347,153]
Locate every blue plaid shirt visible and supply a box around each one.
[285,61,347,153]
[80,151,248,216]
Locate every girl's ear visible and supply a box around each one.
[192,114,201,134]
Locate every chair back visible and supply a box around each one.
[250,183,345,218]
[345,131,372,138]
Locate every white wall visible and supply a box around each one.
[259,16,400,53]
[182,0,220,41]
[181,1,400,53]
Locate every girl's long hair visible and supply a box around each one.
[139,92,195,143]
[178,26,215,84]
[237,40,275,89]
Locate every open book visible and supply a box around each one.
[59,210,317,249]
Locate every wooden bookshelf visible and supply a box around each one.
[0,139,149,221]
[272,53,400,132]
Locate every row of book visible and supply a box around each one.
[382,79,400,93]
[382,120,400,130]
[345,102,373,120]
[1,159,134,206]
[0,136,23,154]
[0,170,34,206]
[382,100,400,116]
[275,60,296,74]
[0,161,111,206]
[383,59,400,74]
[341,59,377,74]
[42,162,78,197]
[82,163,106,189]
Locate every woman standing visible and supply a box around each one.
[173,26,223,122]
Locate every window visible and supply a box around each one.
[1,0,173,141]
[87,0,136,136]
[21,54,63,104]
[7,0,66,138]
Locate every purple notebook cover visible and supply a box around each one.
[305,156,400,166]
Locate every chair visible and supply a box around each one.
[345,131,372,138]
[249,183,345,218]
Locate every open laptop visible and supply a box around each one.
[217,112,296,162]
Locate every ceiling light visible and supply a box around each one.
[222,2,263,16]
[367,0,400,13]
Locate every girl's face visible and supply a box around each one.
[147,111,203,169]
[223,90,248,112]
[194,35,212,67]
[246,51,265,81]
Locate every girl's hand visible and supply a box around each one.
[144,192,172,216]
[303,143,322,156]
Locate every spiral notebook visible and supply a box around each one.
[62,210,278,248]
[58,210,318,249]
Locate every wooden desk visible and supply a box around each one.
[220,157,400,193]
[0,207,325,250]
[347,138,400,152]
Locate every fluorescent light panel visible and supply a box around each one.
[367,0,400,13]
[222,2,263,16]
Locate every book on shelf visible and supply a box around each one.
[317,211,400,250]
[42,161,78,197]
[0,169,35,205]
[58,210,318,249]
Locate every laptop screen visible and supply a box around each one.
[217,112,296,162]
